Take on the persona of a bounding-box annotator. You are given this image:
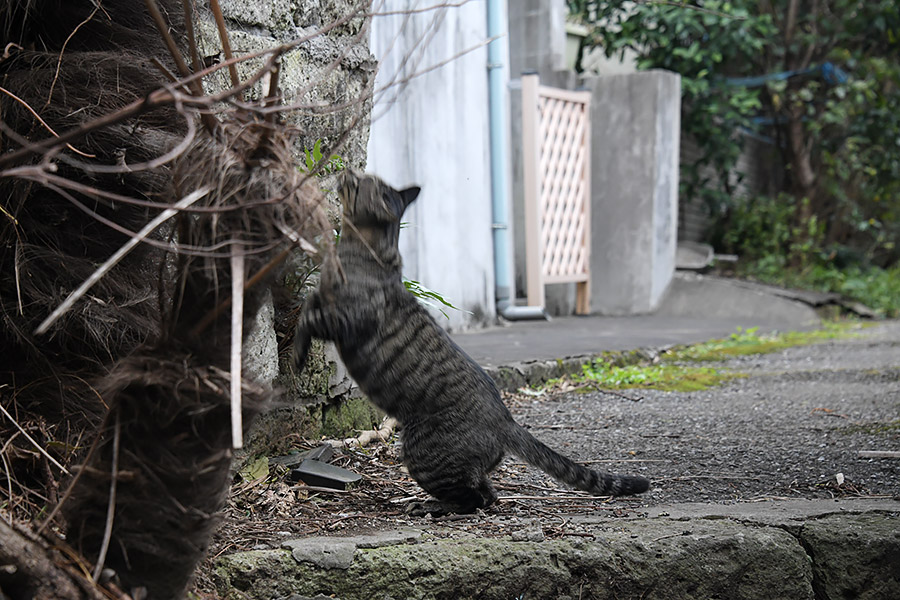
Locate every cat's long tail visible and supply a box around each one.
[505,423,650,497]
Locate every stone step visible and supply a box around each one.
[213,498,899,600]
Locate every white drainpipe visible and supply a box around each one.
[486,0,547,321]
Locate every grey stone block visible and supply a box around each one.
[218,519,815,599]
[243,290,278,385]
[800,513,900,600]
[281,529,423,570]
[584,70,681,315]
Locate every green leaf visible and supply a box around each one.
[403,278,470,319]
[312,139,324,163]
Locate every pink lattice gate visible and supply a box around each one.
[521,73,592,314]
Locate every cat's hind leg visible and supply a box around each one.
[406,474,498,517]
[402,423,502,516]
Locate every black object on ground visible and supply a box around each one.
[289,444,360,490]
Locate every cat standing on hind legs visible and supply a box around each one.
[294,170,650,515]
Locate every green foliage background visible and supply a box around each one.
[568,1,900,315]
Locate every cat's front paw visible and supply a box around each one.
[292,327,312,372]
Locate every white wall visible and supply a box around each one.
[367,0,496,330]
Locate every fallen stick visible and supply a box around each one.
[653,475,761,481]
[858,451,900,459]
[0,520,106,600]
[289,484,351,494]
[498,494,611,501]
[326,417,398,449]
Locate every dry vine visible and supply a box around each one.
[0,0,482,597]
[0,0,360,597]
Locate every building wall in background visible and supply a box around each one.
[507,0,578,314]
[586,70,681,314]
[367,1,497,330]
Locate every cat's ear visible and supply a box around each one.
[400,186,420,210]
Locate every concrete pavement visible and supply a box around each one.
[451,313,794,368]
[450,272,825,369]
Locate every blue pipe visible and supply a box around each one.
[486,0,509,303]
[486,0,546,320]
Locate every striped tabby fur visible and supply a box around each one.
[294,171,650,514]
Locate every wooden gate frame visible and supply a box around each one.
[521,73,592,314]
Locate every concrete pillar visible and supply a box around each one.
[506,0,567,77]
[584,70,681,315]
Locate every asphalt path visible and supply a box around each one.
[493,320,900,504]
[451,314,810,367]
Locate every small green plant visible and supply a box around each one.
[403,278,467,319]
[237,455,269,483]
[667,323,860,362]
[842,418,900,436]
[541,324,864,394]
[717,191,900,317]
[574,360,735,392]
[300,139,344,177]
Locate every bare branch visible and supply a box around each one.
[0,519,106,600]
[367,0,475,17]
[0,399,70,476]
[0,85,176,169]
[209,0,240,88]
[784,0,799,57]
[37,411,114,536]
[6,169,279,213]
[91,411,120,583]
[143,0,194,84]
[0,86,95,158]
[229,244,245,449]
[181,0,205,80]
[58,107,197,174]
[189,246,293,337]
[45,3,101,110]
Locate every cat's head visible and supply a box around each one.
[338,170,420,226]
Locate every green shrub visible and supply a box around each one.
[718,192,899,317]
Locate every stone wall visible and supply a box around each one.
[198,1,379,450]
[206,0,374,164]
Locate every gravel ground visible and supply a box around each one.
[512,321,900,505]
[195,321,899,595]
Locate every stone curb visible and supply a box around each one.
[214,499,900,600]
[484,347,662,393]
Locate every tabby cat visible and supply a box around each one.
[294,171,650,514]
